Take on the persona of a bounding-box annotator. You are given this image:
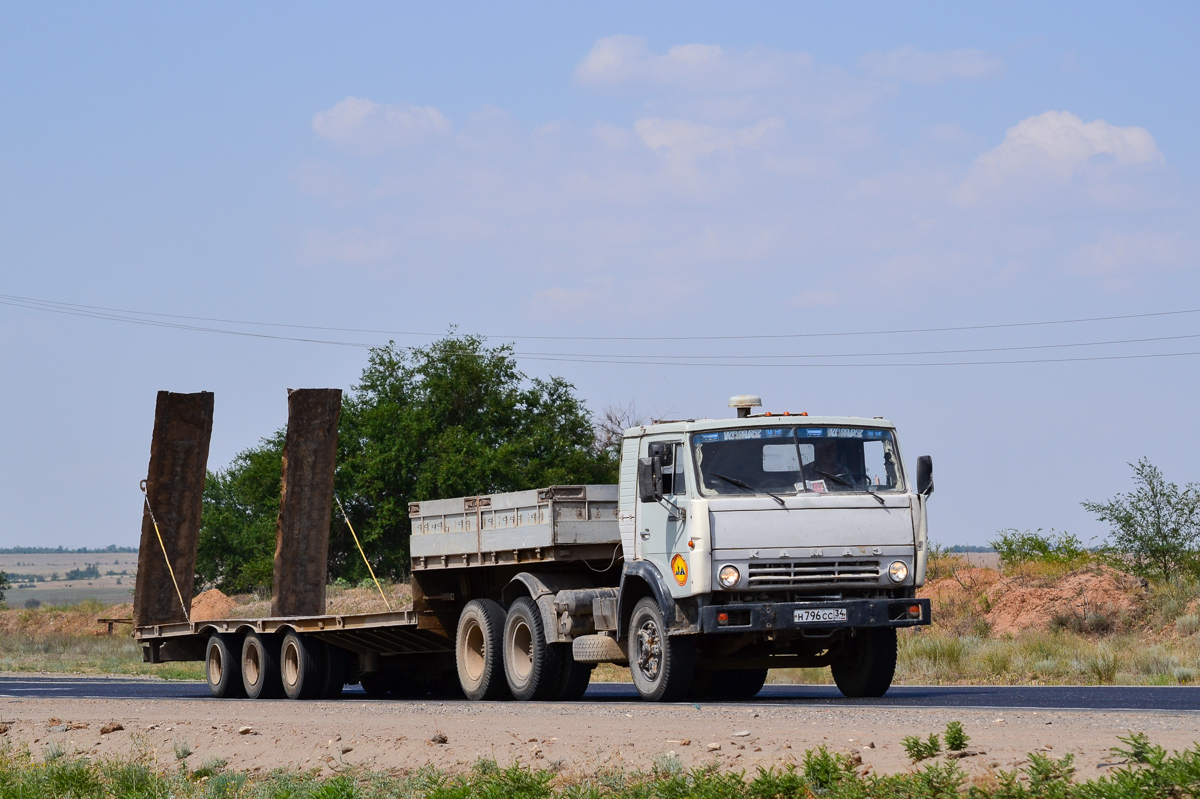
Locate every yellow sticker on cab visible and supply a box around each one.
[670,553,688,586]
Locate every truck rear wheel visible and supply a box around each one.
[831,628,897,698]
[456,599,510,701]
[281,632,326,700]
[242,632,284,699]
[503,597,563,701]
[553,649,593,701]
[724,668,768,699]
[628,597,695,702]
[205,634,245,698]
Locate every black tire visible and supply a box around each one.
[724,668,768,700]
[322,644,348,699]
[359,672,391,697]
[205,634,245,699]
[831,628,897,698]
[552,648,594,701]
[456,599,510,701]
[628,597,695,702]
[281,632,326,700]
[242,632,284,699]
[503,597,563,701]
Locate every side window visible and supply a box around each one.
[649,441,686,495]
[672,443,686,495]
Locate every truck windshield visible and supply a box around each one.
[691,427,902,497]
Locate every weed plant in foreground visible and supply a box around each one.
[3,731,1200,798]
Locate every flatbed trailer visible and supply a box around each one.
[135,484,623,699]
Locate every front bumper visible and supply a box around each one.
[698,597,931,634]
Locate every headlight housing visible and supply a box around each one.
[888,561,909,583]
[718,565,741,589]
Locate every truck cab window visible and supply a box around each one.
[653,442,686,495]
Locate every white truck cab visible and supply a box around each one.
[604,395,933,700]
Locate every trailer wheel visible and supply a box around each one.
[628,597,695,702]
[456,599,510,701]
[553,650,593,701]
[281,632,326,700]
[359,672,391,697]
[831,628,897,698]
[242,632,284,699]
[503,597,563,701]
[205,634,245,699]
[322,645,348,699]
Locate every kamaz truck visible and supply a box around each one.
[135,393,933,702]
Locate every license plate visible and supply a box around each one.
[793,607,848,624]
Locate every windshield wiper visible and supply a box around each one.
[711,472,786,507]
[813,469,886,506]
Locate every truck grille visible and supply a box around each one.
[747,559,881,587]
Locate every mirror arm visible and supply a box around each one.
[657,496,686,521]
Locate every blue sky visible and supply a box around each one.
[1,2,1198,548]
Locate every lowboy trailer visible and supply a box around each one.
[134,393,934,702]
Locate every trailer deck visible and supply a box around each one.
[136,609,450,664]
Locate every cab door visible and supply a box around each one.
[635,440,692,596]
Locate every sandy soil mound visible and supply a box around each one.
[921,567,1001,608]
[190,589,237,621]
[984,566,1144,637]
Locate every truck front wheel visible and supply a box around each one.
[628,597,694,702]
[456,599,511,701]
[831,628,897,698]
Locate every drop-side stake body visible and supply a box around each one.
[135,394,932,702]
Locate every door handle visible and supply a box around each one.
[640,531,650,539]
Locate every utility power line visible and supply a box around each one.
[3,291,1198,368]
[3,291,1198,342]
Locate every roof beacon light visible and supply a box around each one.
[728,395,762,418]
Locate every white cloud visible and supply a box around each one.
[575,34,813,93]
[860,47,1003,83]
[312,97,452,155]
[634,118,784,159]
[960,110,1164,203]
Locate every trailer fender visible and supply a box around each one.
[617,562,692,639]
[502,572,595,644]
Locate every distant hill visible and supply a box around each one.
[945,545,996,553]
[0,545,137,554]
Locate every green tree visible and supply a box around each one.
[196,335,617,593]
[333,335,617,581]
[1082,458,1200,582]
[0,568,9,603]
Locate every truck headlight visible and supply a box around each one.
[718,565,741,588]
[888,561,909,583]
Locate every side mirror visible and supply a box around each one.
[916,455,934,496]
[638,456,663,502]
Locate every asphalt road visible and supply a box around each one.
[3,675,1199,711]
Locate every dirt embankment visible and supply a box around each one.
[920,564,1148,637]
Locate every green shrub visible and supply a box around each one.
[901,733,942,762]
[990,528,1091,570]
[944,721,969,751]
